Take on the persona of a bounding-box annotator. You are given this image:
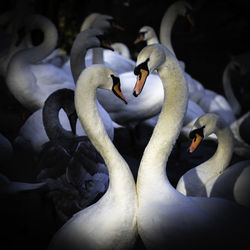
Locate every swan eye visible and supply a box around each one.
[189,126,205,140]
[134,58,150,76]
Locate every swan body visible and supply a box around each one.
[15,29,116,153]
[48,65,137,250]
[176,113,250,208]
[134,44,250,249]
[6,14,75,112]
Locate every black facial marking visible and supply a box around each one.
[189,126,205,140]
[111,74,122,99]
[134,58,150,76]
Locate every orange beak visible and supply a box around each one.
[100,40,114,51]
[188,133,203,153]
[113,83,127,104]
[134,33,144,44]
[111,21,124,31]
[133,69,149,97]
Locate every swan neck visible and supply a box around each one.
[70,33,88,83]
[147,36,160,46]
[159,6,177,55]
[43,91,75,142]
[137,57,188,199]
[200,126,234,175]
[222,64,241,116]
[92,48,104,64]
[24,16,58,63]
[75,70,135,199]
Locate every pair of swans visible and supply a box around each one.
[49,44,250,250]
[176,113,250,208]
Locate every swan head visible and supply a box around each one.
[74,28,114,52]
[134,26,156,44]
[92,14,124,32]
[133,44,166,96]
[172,1,194,26]
[78,65,127,104]
[188,113,226,152]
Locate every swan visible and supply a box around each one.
[72,26,164,129]
[176,113,250,208]
[134,1,236,125]
[14,29,115,153]
[6,14,75,112]
[48,64,137,250]
[33,88,109,224]
[62,13,135,76]
[133,43,250,249]
[82,13,136,74]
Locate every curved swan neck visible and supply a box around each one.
[159,4,178,55]
[222,63,241,116]
[43,89,76,142]
[75,67,135,197]
[21,15,58,63]
[147,36,159,45]
[198,125,234,175]
[70,31,91,83]
[137,52,188,196]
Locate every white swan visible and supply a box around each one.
[62,13,135,76]
[134,43,250,249]
[14,29,115,153]
[6,14,75,112]
[176,113,250,208]
[135,1,236,125]
[48,64,137,250]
